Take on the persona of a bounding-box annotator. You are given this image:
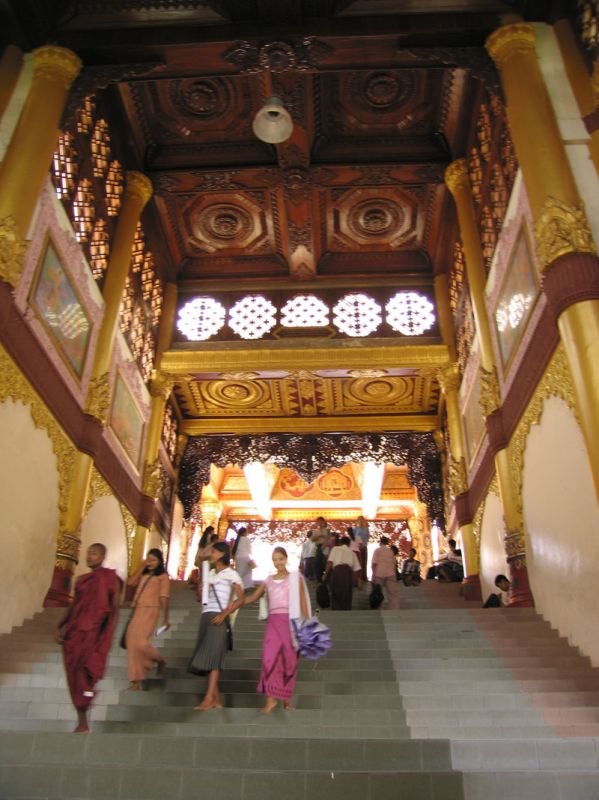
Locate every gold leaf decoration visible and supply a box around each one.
[448,455,468,497]
[533,197,596,269]
[0,215,27,287]
[478,365,501,418]
[150,371,178,400]
[85,372,111,424]
[143,458,162,498]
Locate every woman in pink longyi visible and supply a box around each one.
[244,547,310,713]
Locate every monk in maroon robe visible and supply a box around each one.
[57,543,121,732]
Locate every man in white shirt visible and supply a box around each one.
[300,532,316,580]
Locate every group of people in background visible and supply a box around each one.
[301,518,421,611]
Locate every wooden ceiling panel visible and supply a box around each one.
[174,371,441,421]
[325,185,425,253]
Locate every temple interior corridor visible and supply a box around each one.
[2,0,599,796]
[2,581,599,798]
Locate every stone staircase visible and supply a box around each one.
[1,580,599,799]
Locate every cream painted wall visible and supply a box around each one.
[0,399,59,633]
[77,496,128,583]
[523,396,599,665]
[479,492,509,601]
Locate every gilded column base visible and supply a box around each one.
[507,557,534,607]
[461,573,482,602]
[44,564,74,607]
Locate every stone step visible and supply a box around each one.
[2,731,599,800]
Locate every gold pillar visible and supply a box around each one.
[134,284,178,566]
[88,171,153,396]
[446,159,533,605]
[434,274,457,362]
[437,363,479,590]
[553,19,599,175]
[487,23,599,502]
[0,45,23,121]
[46,173,152,603]
[130,524,148,575]
[0,46,81,240]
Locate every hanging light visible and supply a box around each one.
[252,96,293,144]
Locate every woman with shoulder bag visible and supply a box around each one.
[125,549,170,691]
[189,541,244,711]
[243,546,311,713]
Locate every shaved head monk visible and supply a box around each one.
[56,543,121,732]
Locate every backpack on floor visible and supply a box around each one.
[368,582,384,609]
[316,582,331,608]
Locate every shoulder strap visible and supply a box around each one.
[210,578,233,611]
[132,575,152,607]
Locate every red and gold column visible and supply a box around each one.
[434,274,481,599]
[445,159,534,607]
[436,363,481,600]
[487,23,599,503]
[0,46,81,287]
[45,172,153,605]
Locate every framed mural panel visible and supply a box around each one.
[110,372,145,469]
[493,225,539,369]
[462,369,486,467]
[29,236,92,380]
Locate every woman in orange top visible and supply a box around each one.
[126,548,170,691]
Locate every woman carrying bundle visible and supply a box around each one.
[244,547,310,713]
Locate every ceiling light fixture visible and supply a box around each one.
[252,96,293,144]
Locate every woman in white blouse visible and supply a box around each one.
[188,541,244,710]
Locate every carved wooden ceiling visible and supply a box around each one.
[4,0,558,433]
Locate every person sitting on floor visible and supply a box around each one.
[426,538,463,582]
[495,574,514,606]
[400,547,422,586]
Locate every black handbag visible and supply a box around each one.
[368,582,384,609]
[212,584,234,651]
[119,575,152,650]
[316,582,330,609]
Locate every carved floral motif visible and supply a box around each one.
[151,372,177,401]
[0,216,27,288]
[223,38,333,73]
[143,458,162,498]
[478,365,501,418]
[448,456,468,497]
[85,372,112,424]
[533,197,596,269]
